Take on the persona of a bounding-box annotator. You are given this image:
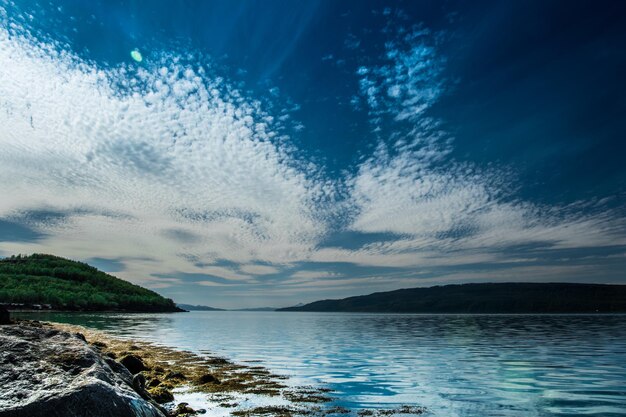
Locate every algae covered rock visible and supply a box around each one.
[119,354,147,374]
[173,402,205,416]
[148,377,163,387]
[164,371,187,380]
[0,322,167,417]
[196,373,220,385]
[148,386,175,403]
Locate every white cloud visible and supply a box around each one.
[0,19,624,307]
[196,281,239,287]
[356,31,445,127]
[289,270,342,280]
[341,26,626,269]
[239,264,280,275]
[0,25,331,286]
[143,277,183,290]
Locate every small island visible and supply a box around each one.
[0,254,182,312]
[176,303,223,311]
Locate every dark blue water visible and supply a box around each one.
[17,312,626,416]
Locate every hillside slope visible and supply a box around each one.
[0,254,181,312]
[279,282,626,313]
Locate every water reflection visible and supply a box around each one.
[16,312,626,417]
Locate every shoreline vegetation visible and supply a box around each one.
[0,314,426,417]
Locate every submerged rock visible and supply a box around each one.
[0,321,167,417]
[195,373,220,385]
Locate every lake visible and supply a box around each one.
[15,311,626,416]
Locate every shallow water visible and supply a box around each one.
[16,311,626,416]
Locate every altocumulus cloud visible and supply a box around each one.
[0,16,624,307]
[0,23,329,278]
[312,27,626,275]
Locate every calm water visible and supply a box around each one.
[16,311,626,416]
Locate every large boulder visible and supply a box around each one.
[0,322,167,417]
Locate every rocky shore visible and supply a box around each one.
[0,308,426,417]
[0,309,332,417]
[0,318,169,417]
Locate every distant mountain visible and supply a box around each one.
[0,254,183,312]
[278,283,626,313]
[177,303,224,311]
[232,307,276,311]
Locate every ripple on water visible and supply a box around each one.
[14,312,626,417]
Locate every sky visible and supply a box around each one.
[1,0,625,309]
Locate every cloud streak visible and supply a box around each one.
[0,23,328,269]
[0,14,624,308]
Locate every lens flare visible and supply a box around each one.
[130,49,142,62]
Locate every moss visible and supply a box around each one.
[147,378,162,388]
[172,402,201,416]
[324,406,350,414]
[164,371,187,380]
[195,373,220,385]
[50,322,295,398]
[357,407,426,417]
[147,386,174,403]
[231,406,299,417]
[284,391,332,403]
[45,322,427,417]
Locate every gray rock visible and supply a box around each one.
[0,321,168,417]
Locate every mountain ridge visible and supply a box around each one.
[278,282,626,313]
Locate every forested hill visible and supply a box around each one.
[0,254,182,312]
[279,283,626,313]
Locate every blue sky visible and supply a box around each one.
[1,0,625,308]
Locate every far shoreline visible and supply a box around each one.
[12,309,626,316]
[6,309,188,313]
